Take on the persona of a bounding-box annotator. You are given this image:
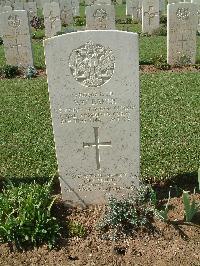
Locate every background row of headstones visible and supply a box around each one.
[0,1,199,69]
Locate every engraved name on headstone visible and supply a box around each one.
[142,0,159,34]
[0,10,33,67]
[167,3,197,65]
[86,4,115,29]
[44,31,140,206]
[43,2,61,38]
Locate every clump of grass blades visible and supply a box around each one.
[0,180,60,249]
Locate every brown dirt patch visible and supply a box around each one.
[0,192,199,266]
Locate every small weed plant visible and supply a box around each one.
[73,16,86,26]
[0,37,3,45]
[182,191,200,222]
[152,25,167,36]
[98,185,156,239]
[66,220,86,238]
[175,54,192,67]
[1,65,19,78]
[25,66,37,79]
[153,55,171,70]
[0,181,60,249]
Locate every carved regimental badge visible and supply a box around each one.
[8,15,21,28]
[69,41,115,87]
[176,8,190,21]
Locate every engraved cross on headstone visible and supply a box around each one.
[144,6,158,25]
[83,127,111,170]
[178,34,187,49]
[47,11,59,30]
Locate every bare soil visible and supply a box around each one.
[0,186,199,266]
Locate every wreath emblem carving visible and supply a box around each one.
[176,8,190,21]
[69,41,115,87]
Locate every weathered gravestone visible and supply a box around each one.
[191,0,200,33]
[126,0,141,22]
[0,10,33,67]
[44,31,140,206]
[86,4,115,29]
[71,0,79,16]
[96,0,112,4]
[167,3,197,65]
[142,0,159,34]
[60,0,73,25]
[0,5,12,12]
[13,2,24,10]
[168,0,181,3]
[24,2,37,20]
[43,2,61,38]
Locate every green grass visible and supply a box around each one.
[0,73,199,182]
[140,72,199,181]
[0,78,57,181]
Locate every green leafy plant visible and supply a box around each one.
[98,185,156,238]
[182,191,200,222]
[73,16,86,26]
[160,15,167,25]
[0,37,3,45]
[0,180,60,249]
[152,25,167,36]
[25,66,37,79]
[66,220,86,238]
[175,54,192,67]
[153,55,171,70]
[2,65,19,78]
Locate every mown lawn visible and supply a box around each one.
[1,73,199,183]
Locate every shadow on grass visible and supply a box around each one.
[152,171,199,200]
[0,175,61,195]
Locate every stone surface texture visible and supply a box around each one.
[86,4,115,29]
[191,0,200,33]
[142,0,160,34]
[126,0,141,21]
[167,3,197,65]
[44,30,140,206]
[43,2,61,38]
[24,2,37,20]
[0,10,33,67]
[60,0,73,25]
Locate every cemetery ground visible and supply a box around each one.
[0,4,200,266]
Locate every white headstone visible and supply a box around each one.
[0,5,12,12]
[159,0,165,14]
[71,0,79,16]
[44,30,140,207]
[0,10,33,67]
[86,4,115,29]
[60,0,73,25]
[126,0,141,22]
[116,0,123,4]
[43,2,61,37]
[24,2,37,20]
[168,0,181,3]
[191,0,200,33]
[13,2,24,10]
[142,0,160,34]
[167,3,197,65]
[96,0,112,4]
